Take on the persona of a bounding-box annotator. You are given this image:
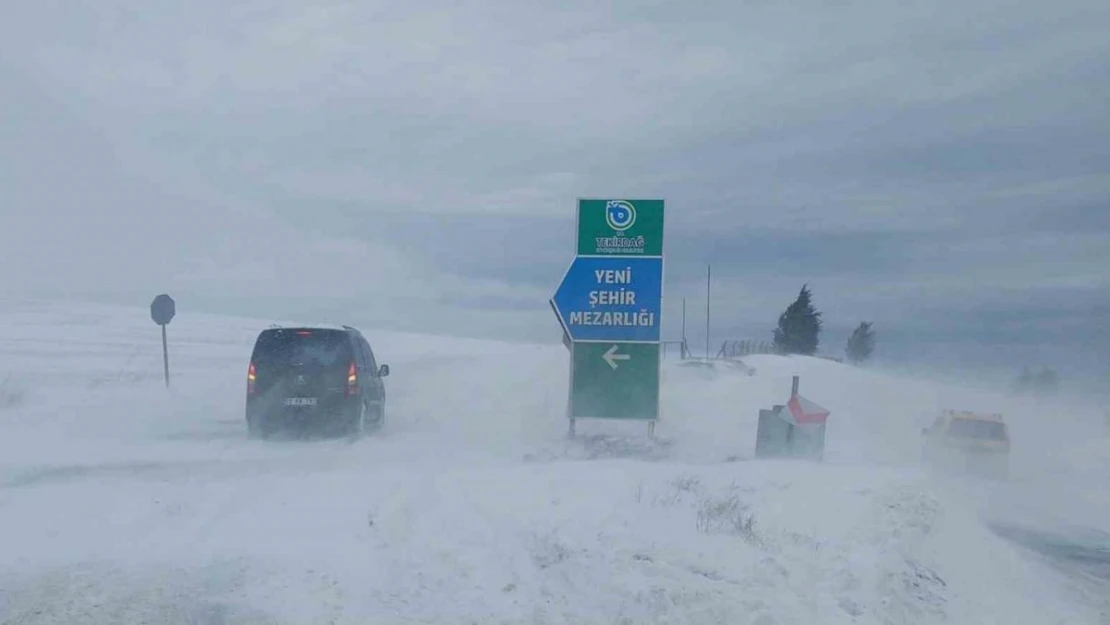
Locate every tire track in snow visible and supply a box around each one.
[989,522,1110,622]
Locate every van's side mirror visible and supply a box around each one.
[378,364,390,377]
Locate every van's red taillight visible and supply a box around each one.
[346,361,358,395]
[247,362,257,395]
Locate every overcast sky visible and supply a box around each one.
[2,0,1108,384]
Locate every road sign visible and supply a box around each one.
[150,294,175,326]
[551,198,665,431]
[577,199,664,256]
[550,256,663,343]
[570,342,660,420]
[149,293,175,388]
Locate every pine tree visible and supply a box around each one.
[772,284,822,355]
[1034,367,1060,394]
[845,322,876,365]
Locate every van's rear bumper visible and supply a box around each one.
[925,444,1009,478]
[246,394,359,435]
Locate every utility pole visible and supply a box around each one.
[705,264,712,362]
[682,297,687,359]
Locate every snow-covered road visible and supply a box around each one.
[1,300,1107,624]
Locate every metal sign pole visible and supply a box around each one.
[162,325,170,388]
[150,293,176,390]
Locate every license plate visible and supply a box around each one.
[283,397,317,407]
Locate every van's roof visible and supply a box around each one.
[947,410,1005,422]
[260,324,352,333]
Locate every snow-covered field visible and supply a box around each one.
[1,299,1107,624]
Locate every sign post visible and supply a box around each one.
[150,294,176,388]
[551,199,664,437]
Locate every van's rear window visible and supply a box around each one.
[252,330,351,368]
[947,418,1007,441]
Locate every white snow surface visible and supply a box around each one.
[1,299,1107,624]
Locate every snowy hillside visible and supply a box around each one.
[1,299,1107,624]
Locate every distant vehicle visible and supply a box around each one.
[245,325,389,439]
[921,410,1010,479]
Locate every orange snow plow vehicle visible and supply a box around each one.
[921,410,1010,479]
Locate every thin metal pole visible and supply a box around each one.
[705,264,711,362]
[161,325,170,388]
[682,297,687,343]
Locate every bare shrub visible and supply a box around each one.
[646,473,703,508]
[696,491,758,543]
[670,473,702,495]
[530,531,571,569]
[0,374,27,410]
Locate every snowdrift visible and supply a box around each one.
[1,299,1107,624]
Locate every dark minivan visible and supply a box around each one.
[245,325,388,439]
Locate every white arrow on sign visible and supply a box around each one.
[603,344,631,370]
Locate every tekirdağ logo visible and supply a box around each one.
[605,200,637,232]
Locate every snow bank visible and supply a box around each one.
[2,461,1096,624]
[1,300,1107,624]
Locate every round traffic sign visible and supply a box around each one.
[150,294,176,326]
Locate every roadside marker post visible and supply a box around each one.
[150,293,176,388]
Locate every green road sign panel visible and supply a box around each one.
[570,342,660,420]
[577,199,664,256]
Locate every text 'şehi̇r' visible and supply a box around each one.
[589,267,637,306]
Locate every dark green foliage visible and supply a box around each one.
[772,284,822,356]
[1013,366,1060,395]
[845,322,876,365]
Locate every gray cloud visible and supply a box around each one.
[2,0,1109,380]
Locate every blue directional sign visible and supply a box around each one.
[551,256,663,343]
